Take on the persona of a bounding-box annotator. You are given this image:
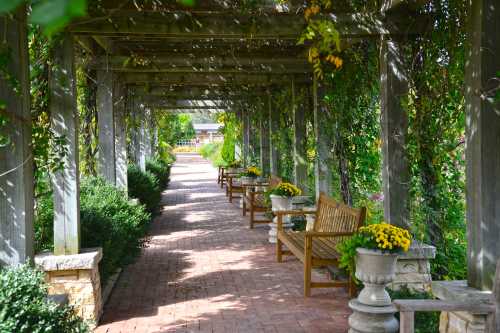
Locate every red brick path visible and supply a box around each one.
[95,154,350,333]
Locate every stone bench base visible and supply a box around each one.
[35,248,103,325]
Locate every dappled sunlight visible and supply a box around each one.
[96,154,350,333]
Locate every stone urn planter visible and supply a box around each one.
[348,247,399,333]
[268,195,293,243]
[240,176,256,185]
[355,248,398,307]
[226,167,238,174]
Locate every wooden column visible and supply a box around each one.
[380,35,410,228]
[114,82,128,191]
[465,0,500,291]
[143,108,152,162]
[0,8,34,265]
[50,33,80,255]
[292,79,308,193]
[242,111,250,166]
[138,106,147,171]
[313,76,332,198]
[268,90,279,175]
[260,114,270,176]
[97,70,116,184]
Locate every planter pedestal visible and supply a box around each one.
[348,300,399,333]
[348,248,399,333]
[269,195,293,243]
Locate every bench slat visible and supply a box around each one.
[393,300,495,313]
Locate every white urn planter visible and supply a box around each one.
[240,176,256,185]
[268,195,293,243]
[355,248,398,306]
[348,248,399,333]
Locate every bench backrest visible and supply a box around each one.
[269,176,282,189]
[314,193,366,240]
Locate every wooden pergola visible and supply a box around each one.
[0,0,499,328]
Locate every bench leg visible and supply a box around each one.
[348,276,356,298]
[250,206,255,229]
[229,190,233,203]
[304,239,312,297]
[276,237,283,262]
[243,199,247,216]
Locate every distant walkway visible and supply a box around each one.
[96,153,350,333]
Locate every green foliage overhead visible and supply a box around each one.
[0,264,89,332]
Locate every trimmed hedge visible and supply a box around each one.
[35,177,150,283]
[146,158,171,189]
[0,264,89,332]
[127,164,162,214]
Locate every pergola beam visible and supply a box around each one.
[122,73,312,85]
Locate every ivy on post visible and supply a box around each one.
[114,81,128,192]
[97,69,116,185]
[0,6,34,265]
[50,33,80,255]
[292,77,308,193]
[268,89,279,176]
[313,75,332,199]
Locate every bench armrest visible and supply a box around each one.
[393,299,494,313]
[276,210,317,230]
[304,231,355,238]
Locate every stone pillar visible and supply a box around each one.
[292,79,308,193]
[380,35,410,228]
[465,0,500,292]
[0,8,34,266]
[268,90,279,176]
[114,83,127,191]
[260,116,270,176]
[50,33,80,255]
[35,248,103,324]
[97,70,116,184]
[313,76,332,198]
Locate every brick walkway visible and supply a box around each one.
[95,154,350,333]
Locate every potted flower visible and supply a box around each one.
[338,223,412,306]
[226,160,242,174]
[268,182,302,212]
[240,166,261,184]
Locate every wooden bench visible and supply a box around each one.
[394,260,500,333]
[243,176,282,229]
[276,193,366,297]
[227,174,244,203]
[217,166,223,186]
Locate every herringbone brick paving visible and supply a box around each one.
[95,154,350,333]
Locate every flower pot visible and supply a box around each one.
[241,176,256,185]
[355,248,398,307]
[270,195,293,212]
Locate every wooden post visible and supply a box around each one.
[313,76,332,198]
[0,7,34,265]
[50,33,80,255]
[114,82,128,191]
[260,115,270,176]
[97,69,116,184]
[380,35,410,228]
[242,110,250,166]
[268,90,279,176]
[138,106,147,171]
[143,107,152,162]
[292,79,308,193]
[465,0,500,291]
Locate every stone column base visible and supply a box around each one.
[388,241,436,293]
[432,280,492,333]
[35,248,103,325]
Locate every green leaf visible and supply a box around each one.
[30,0,67,26]
[178,0,195,6]
[0,0,23,13]
[67,0,87,16]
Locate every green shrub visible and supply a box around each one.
[390,286,439,333]
[199,142,226,166]
[35,177,150,283]
[0,264,89,333]
[146,158,171,189]
[127,164,161,214]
